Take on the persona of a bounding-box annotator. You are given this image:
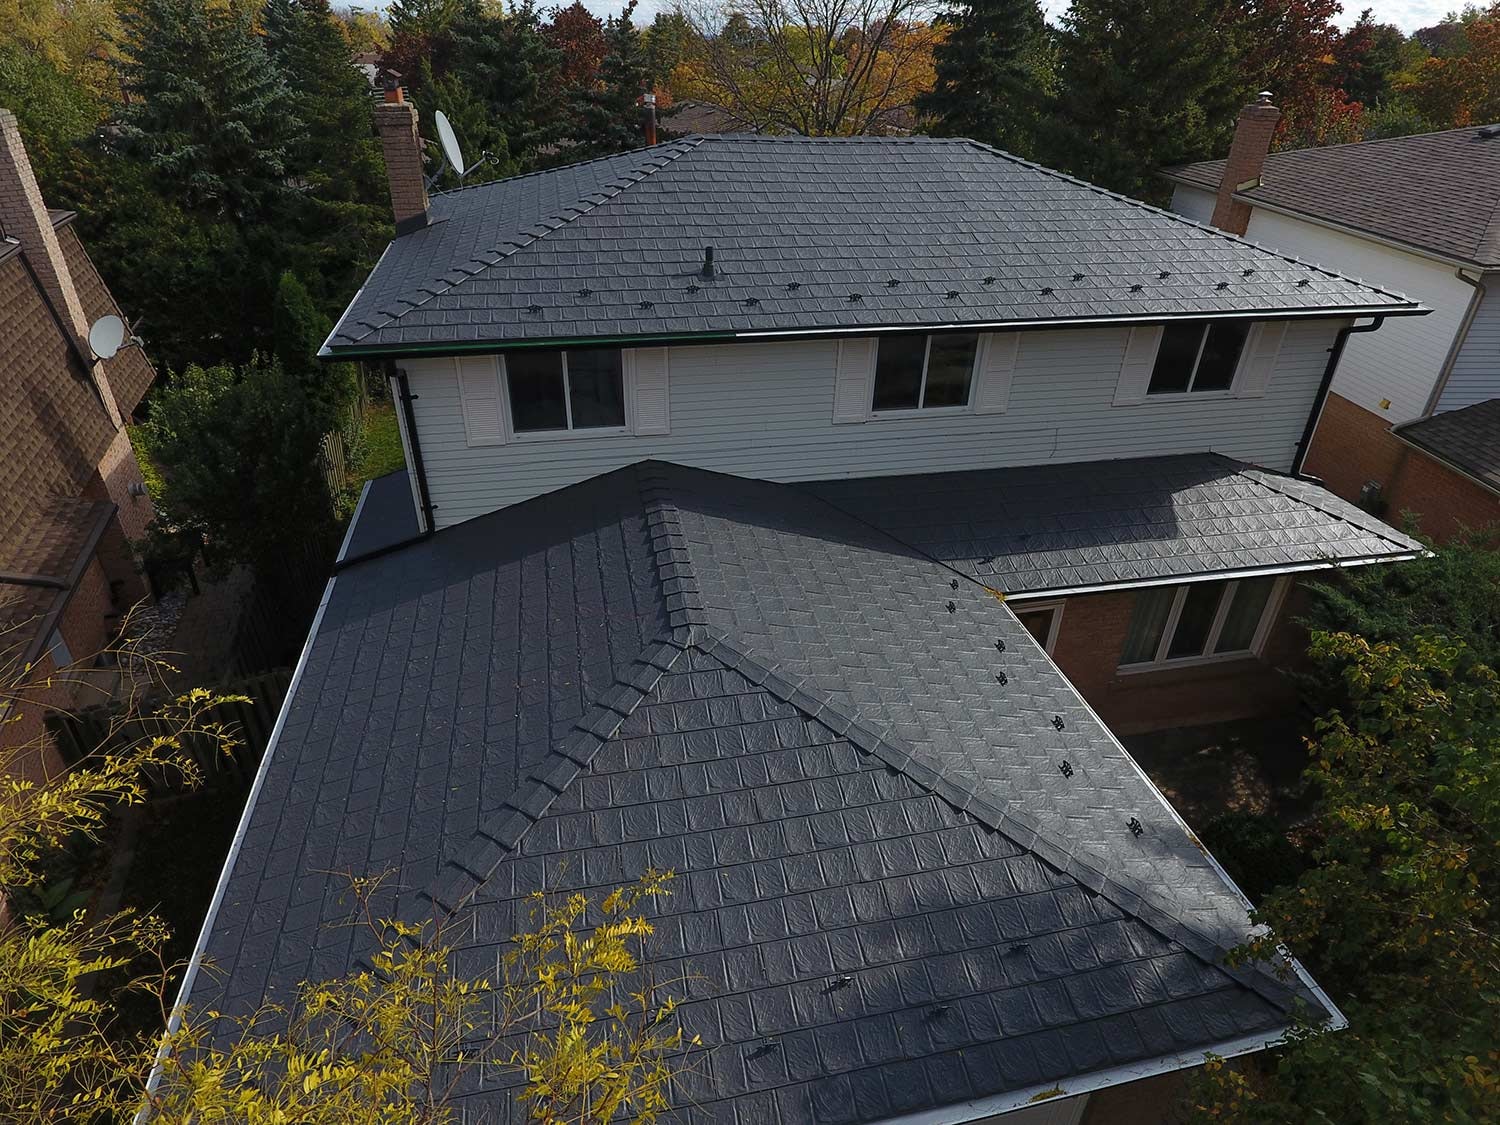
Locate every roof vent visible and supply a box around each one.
[1477,124,1500,140]
[700,245,715,279]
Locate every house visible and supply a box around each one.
[176,88,1426,1122]
[0,109,158,777]
[1163,102,1500,539]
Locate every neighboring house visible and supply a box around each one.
[1163,103,1500,538]
[179,89,1426,1122]
[0,109,157,776]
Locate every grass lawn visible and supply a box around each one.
[356,402,405,482]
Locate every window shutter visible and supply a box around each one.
[1113,326,1163,406]
[456,356,505,445]
[832,338,877,423]
[1233,321,1286,398]
[973,332,1019,414]
[628,347,670,434]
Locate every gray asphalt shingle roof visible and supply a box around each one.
[802,453,1423,596]
[325,136,1420,357]
[1165,125,1500,268]
[1394,397,1500,493]
[194,460,1334,1124]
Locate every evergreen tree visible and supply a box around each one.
[917,0,1049,157]
[267,0,390,318]
[1045,0,1249,201]
[261,0,299,62]
[273,269,359,428]
[570,0,649,158]
[117,0,294,219]
[442,0,565,175]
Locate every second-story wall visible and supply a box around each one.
[401,317,1347,528]
[1437,281,1500,413]
[1171,184,1473,424]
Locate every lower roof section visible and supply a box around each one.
[1394,397,1500,496]
[187,459,1341,1125]
[801,453,1423,598]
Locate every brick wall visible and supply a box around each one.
[1304,390,1500,542]
[1044,585,1306,736]
[57,223,155,417]
[1301,391,1405,505]
[1386,445,1500,542]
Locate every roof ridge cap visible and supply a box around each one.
[694,627,1303,1016]
[963,140,1416,306]
[334,138,705,346]
[421,635,692,915]
[635,462,709,634]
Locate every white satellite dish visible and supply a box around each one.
[88,314,127,360]
[434,110,466,178]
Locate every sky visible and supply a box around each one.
[566,0,1460,33]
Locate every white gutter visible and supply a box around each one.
[1001,550,1424,603]
[140,575,340,1113]
[871,1026,1291,1125]
[728,303,1426,344]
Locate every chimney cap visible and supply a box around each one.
[1255,90,1274,105]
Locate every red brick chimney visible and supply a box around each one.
[1211,92,1280,236]
[0,108,122,425]
[374,80,430,235]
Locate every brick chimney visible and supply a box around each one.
[642,91,658,146]
[1211,92,1280,236]
[374,80,430,235]
[0,108,122,425]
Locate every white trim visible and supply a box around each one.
[729,304,1426,342]
[500,348,632,441]
[999,551,1424,602]
[870,332,981,415]
[867,1026,1291,1125]
[388,372,429,535]
[1012,599,1064,654]
[1117,576,1288,672]
[141,576,341,1112]
[335,478,374,565]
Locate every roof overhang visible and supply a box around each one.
[1002,549,1427,602]
[1390,422,1500,500]
[321,302,1426,361]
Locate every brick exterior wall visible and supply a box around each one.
[1043,584,1306,736]
[1304,391,1500,542]
[1210,96,1281,235]
[1386,445,1500,542]
[57,222,155,418]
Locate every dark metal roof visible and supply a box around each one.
[1394,397,1500,494]
[1164,126,1500,268]
[802,453,1423,596]
[324,135,1422,357]
[193,460,1334,1123]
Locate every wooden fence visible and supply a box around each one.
[45,667,294,794]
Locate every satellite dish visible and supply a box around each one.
[88,314,127,360]
[434,110,466,178]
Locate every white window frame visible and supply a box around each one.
[1013,600,1064,655]
[870,333,981,416]
[1117,576,1289,673]
[1146,322,1250,400]
[502,350,633,442]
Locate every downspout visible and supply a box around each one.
[1292,316,1385,476]
[388,361,437,534]
[1421,269,1487,417]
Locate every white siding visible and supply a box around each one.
[1436,281,1500,413]
[1169,184,1217,225]
[1240,209,1471,423]
[404,321,1344,528]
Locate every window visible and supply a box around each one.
[1147,322,1250,395]
[1119,577,1281,669]
[505,349,626,433]
[872,333,979,411]
[1014,601,1064,655]
[45,629,72,668]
